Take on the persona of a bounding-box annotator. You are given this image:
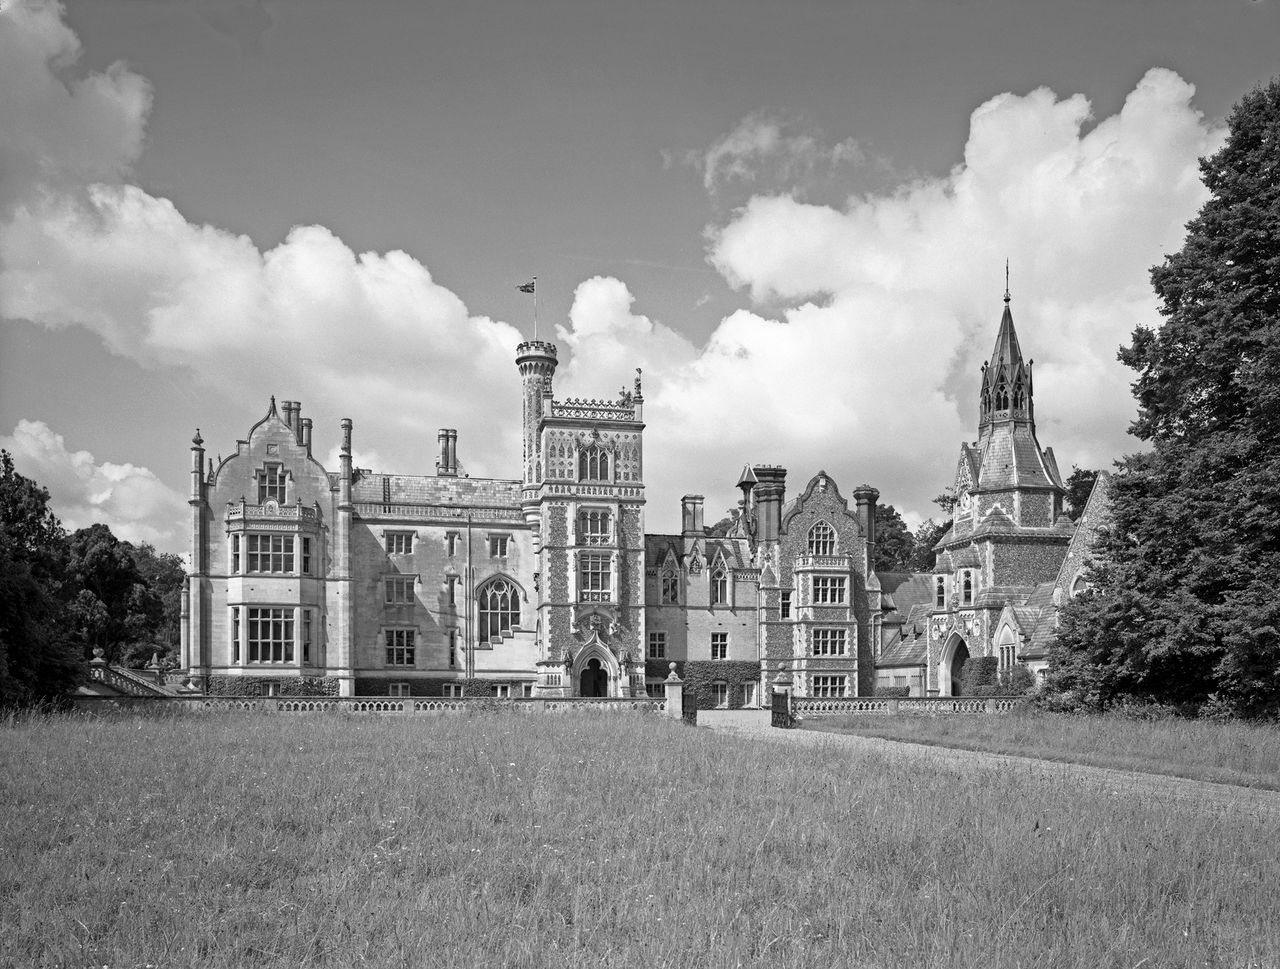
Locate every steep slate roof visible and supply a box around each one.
[876,572,935,622]
[878,631,928,667]
[351,473,522,508]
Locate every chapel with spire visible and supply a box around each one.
[872,287,1076,697]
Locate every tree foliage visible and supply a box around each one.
[1049,78,1280,717]
[873,504,915,572]
[1064,466,1099,521]
[0,452,80,705]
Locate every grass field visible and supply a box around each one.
[2,709,1278,969]
[803,708,1280,790]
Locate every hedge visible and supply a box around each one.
[648,660,761,709]
[873,685,911,698]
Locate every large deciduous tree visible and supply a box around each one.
[0,451,81,705]
[1049,78,1280,716]
[873,504,915,572]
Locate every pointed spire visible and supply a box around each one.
[979,286,1033,434]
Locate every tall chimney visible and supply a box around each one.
[301,418,313,457]
[752,466,787,543]
[292,402,303,444]
[681,495,705,537]
[853,484,880,571]
[281,401,296,433]
[437,428,458,476]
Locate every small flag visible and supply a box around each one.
[517,278,536,294]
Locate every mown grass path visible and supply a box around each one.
[705,710,1280,820]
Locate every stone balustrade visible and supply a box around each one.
[792,695,1027,717]
[70,695,668,715]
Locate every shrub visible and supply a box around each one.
[998,664,1038,695]
[960,656,999,695]
[874,685,910,698]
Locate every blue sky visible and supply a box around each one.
[1,0,1277,552]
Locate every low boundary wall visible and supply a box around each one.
[69,695,668,716]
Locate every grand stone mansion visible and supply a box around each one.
[178,294,1105,703]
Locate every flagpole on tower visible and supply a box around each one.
[517,276,538,340]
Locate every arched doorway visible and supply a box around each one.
[939,633,970,697]
[579,658,607,697]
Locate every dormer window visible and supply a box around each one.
[808,521,836,556]
[258,463,286,504]
[661,568,679,604]
[578,445,610,482]
[710,565,728,605]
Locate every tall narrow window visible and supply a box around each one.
[445,532,459,557]
[711,632,728,660]
[578,553,611,602]
[302,610,312,664]
[578,510,611,545]
[710,566,728,605]
[478,578,520,644]
[231,607,240,663]
[231,534,240,574]
[711,681,728,708]
[661,569,679,604]
[488,535,509,558]
[258,464,286,504]
[578,445,610,482]
[780,591,792,619]
[301,537,312,575]
[961,571,973,606]
[934,575,946,608]
[647,631,666,659]
[448,628,458,668]
[808,521,836,555]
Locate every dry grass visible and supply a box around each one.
[1,709,1278,968]
[804,708,1280,790]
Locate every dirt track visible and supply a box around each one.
[698,709,1280,821]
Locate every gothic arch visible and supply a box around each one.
[938,632,970,697]
[571,634,620,697]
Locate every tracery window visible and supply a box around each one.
[710,565,728,605]
[961,570,973,606]
[995,378,1010,411]
[578,445,611,482]
[808,521,836,556]
[478,578,520,644]
[661,568,679,604]
[578,510,611,545]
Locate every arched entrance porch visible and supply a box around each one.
[570,635,620,697]
[939,633,970,697]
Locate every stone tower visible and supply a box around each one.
[515,342,647,697]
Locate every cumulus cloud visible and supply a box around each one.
[2,419,187,547]
[566,69,1223,527]
[0,0,1227,542]
[0,0,527,516]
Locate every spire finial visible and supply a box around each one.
[1003,260,1010,304]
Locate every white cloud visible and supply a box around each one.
[698,111,866,197]
[564,69,1223,527]
[0,0,1227,541]
[2,419,187,547]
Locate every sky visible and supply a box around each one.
[1,0,1277,555]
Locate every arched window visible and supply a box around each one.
[1013,384,1025,410]
[710,565,728,605]
[578,445,610,482]
[808,521,836,556]
[661,568,679,604]
[995,377,1010,411]
[1070,574,1089,598]
[478,577,520,644]
[961,570,973,605]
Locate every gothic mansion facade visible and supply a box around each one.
[180,297,1094,702]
